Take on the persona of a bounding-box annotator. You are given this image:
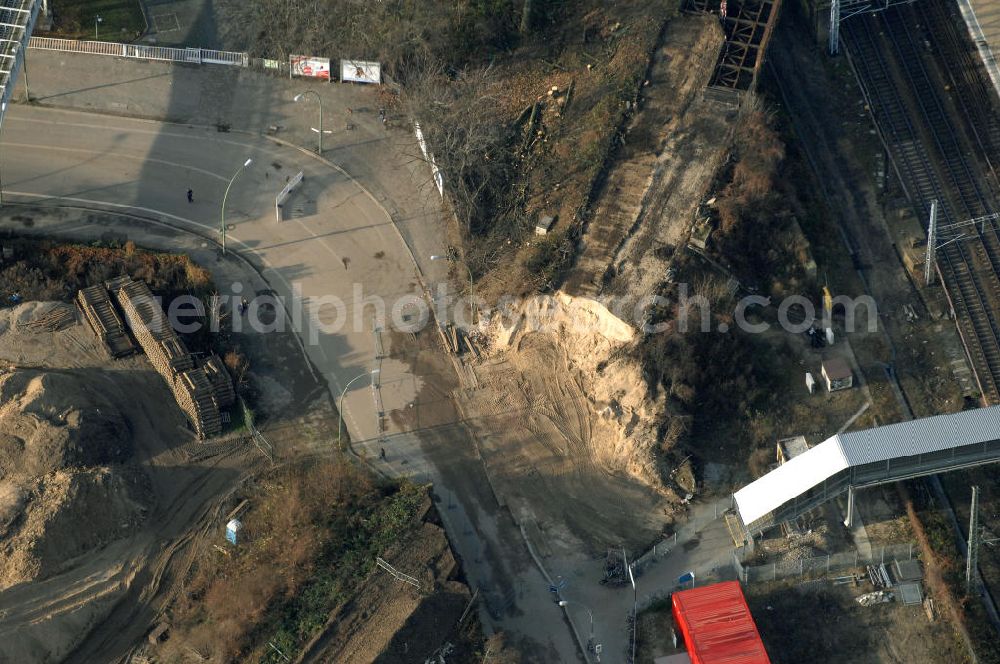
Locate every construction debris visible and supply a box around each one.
[856,590,893,606]
[867,563,893,588]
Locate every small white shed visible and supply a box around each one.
[535,215,555,235]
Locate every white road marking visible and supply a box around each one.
[2,142,228,182]
[5,112,292,158]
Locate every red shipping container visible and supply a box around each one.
[672,581,771,664]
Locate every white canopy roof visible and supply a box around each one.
[734,406,1000,527]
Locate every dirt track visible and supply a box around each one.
[0,303,237,661]
[565,13,728,306]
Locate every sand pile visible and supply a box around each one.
[486,291,665,486]
[0,469,147,589]
[492,292,635,372]
[0,367,145,589]
[0,368,131,478]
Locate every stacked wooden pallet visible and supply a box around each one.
[76,285,135,357]
[159,337,196,374]
[114,279,173,341]
[176,368,223,437]
[203,354,236,407]
[110,277,223,439]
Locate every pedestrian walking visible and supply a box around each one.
[187,188,193,203]
[380,447,386,460]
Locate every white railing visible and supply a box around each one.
[274,170,304,222]
[28,37,249,68]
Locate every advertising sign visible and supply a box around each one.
[340,59,381,84]
[290,55,331,80]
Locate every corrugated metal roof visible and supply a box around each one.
[839,406,1000,465]
[735,406,1000,528]
[672,581,770,664]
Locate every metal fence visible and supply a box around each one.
[733,543,916,584]
[28,37,250,68]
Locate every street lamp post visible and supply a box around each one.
[94,15,103,40]
[221,158,253,256]
[430,254,476,325]
[294,91,324,154]
[338,369,379,448]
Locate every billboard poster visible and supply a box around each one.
[340,59,382,84]
[290,55,331,80]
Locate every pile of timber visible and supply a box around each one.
[176,368,222,437]
[76,285,135,357]
[203,354,236,407]
[25,303,77,333]
[106,277,232,439]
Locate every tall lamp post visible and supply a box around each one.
[294,91,324,154]
[338,369,379,448]
[94,15,103,40]
[220,157,253,255]
[430,254,476,324]
[558,600,597,659]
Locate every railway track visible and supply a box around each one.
[843,9,1000,403]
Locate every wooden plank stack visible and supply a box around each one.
[25,303,77,333]
[105,276,231,439]
[76,285,135,357]
[176,368,222,438]
[203,354,236,407]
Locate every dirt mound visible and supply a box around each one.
[493,291,635,372]
[488,291,664,484]
[0,468,148,589]
[0,368,131,480]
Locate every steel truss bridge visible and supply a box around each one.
[0,0,39,121]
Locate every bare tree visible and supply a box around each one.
[402,66,521,236]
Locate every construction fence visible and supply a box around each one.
[733,543,917,584]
